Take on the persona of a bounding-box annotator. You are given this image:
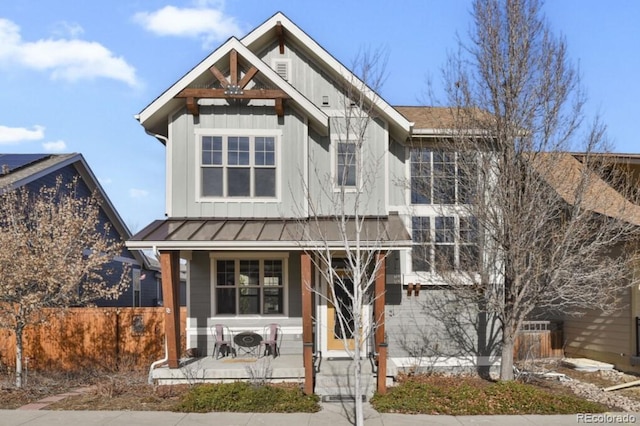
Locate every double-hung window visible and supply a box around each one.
[336,141,358,187]
[214,257,285,315]
[410,148,476,204]
[201,134,276,198]
[412,216,479,273]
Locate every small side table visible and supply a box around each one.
[234,331,263,357]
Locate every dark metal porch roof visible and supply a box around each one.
[127,215,411,251]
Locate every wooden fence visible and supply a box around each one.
[0,307,186,371]
[514,321,564,360]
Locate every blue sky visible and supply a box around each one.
[0,1,638,232]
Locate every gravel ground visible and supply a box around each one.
[560,373,640,412]
[518,360,640,412]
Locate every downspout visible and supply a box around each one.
[140,127,171,384]
[143,129,168,145]
[148,336,168,384]
[148,243,168,384]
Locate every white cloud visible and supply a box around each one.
[0,18,138,87]
[51,21,84,39]
[42,140,67,152]
[129,188,149,198]
[0,125,45,144]
[133,1,241,48]
[98,177,113,185]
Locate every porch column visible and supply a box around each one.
[301,252,314,395]
[374,252,387,394]
[160,250,181,368]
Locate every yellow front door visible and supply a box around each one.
[326,270,355,351]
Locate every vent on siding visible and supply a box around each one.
[273,60,290,82]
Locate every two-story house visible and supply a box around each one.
[127,12,493,393]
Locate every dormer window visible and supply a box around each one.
[200,132,278,199]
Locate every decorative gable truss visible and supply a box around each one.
[175,48,290,118]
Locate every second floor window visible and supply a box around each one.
[336,141,358,187]
[201,135,276,198]
[412,215,479,273]
[410,148,476,204]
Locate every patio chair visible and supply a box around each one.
[259,323,282,358]
[211,324,234,359]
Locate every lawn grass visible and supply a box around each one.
[370,374,609,415]
[172,382,321,413]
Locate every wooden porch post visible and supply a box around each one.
[374,252,387,394]
[301,252,314,395]
[160,250,181,368]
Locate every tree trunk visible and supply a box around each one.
[354,329,364,426]
[500,332,515,381]
[15,326,23,388]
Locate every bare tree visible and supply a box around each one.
[292,49,391,426]
[409,0,640,381]
[0,177,129,387]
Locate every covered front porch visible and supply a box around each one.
[128,216,412,395]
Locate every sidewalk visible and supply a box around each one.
[2,404,638,426]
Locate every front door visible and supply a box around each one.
[326,270,355,351]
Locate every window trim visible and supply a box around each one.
[409,147,476,205]
[195,129,282,202]
[411,215,479,273]
[331,137,361,192]
[209,252,289,317]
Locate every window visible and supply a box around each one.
[411,217,430,272]
[132,269,141,307]
[412,216,479,273]
[336,141,358,187]
[214,258,285,315]
[201,135,276,198]
[410,148,476,204]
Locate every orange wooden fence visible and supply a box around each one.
[0,307,187,371]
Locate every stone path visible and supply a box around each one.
[18,386,96,410]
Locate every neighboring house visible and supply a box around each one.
[0,153,159,307]
[547,153,640,374]
[126,11,640,392]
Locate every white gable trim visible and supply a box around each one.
[138,37,328,133]
[242,12,412,134]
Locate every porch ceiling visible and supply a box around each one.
[126,215,411,250]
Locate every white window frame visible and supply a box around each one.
[132,268,141,307]
[195,129,282,202]
[209,252,289,317]
[331,137,360,192]
[410,215,479,274]
[409,147,476,205]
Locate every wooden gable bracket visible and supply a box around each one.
[275,22,285,54]
[175,49,289,117]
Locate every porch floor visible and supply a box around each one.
[150,354,305,385]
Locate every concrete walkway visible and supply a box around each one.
[2,404,638,425]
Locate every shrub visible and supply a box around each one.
[370,374,608,415]
[172,382,320,413]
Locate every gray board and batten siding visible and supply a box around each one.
[167,30,396,219]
